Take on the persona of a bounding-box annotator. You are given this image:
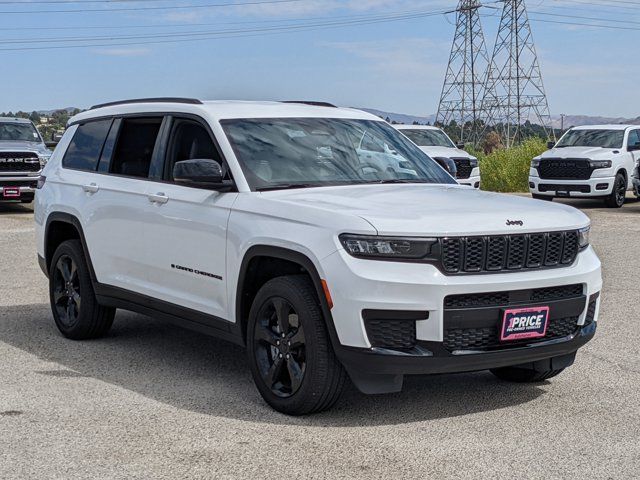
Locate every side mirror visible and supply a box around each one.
[456,143,465,150]
[547,141,556,149]
[628,143,640,152]
[173,159,225,189]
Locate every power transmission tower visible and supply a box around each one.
[483,0,554,147]
[436,0,492,145]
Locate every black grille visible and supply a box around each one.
[443,316,579,351]
[538,184,591,193]
[0,152,40,173]
[537,158,593,180]
[364,319,416,349]
[452,158,472,179]
[440,231,580,274]
[444,284,583,309]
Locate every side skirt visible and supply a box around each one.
[94,283,244,346]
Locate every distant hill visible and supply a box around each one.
[359,107,640,128]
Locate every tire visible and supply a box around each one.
[604,173,626,208]
[246,275,346,415]
[490,366,565,383]
[49,239,115,340]
[532,194,553,201]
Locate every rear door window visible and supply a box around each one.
[110,117,163,178]
[628,129,640,148]
[62,119,113,171]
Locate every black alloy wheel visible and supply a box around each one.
[254,297,306,398]
[52,254,82,328]
[605,173,626,208]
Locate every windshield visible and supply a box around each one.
[398,128,455,148]
[555,129,624,149]
[0,121,41,143]
[221,118,456,191]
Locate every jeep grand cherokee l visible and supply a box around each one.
[529,125,640,207]
[0,117,51,203]
[35,98,602,415]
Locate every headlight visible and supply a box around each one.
[531,159,541,168]
[578,226,590,249]
[339,234,437,260]
[589,160,612,169]
[38,154,51,167]
[469,158,478,168]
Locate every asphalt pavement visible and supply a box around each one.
[0,196,638,479]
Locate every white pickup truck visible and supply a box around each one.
[529,125,640,208]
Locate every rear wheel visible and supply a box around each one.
[49,240,115,340]
[246,275,346,415]
[604,173,626,208]
[490,366,565,383]
[532,194,553,201]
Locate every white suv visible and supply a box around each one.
[394,124,481,188]
[529,125,640,207]
[35,99,602,415]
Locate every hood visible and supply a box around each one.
[0,140,50,155]
[262,184,589,236]
[418,146,474,160]
[537,146,619,160]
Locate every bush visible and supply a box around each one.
[471,138,547,193]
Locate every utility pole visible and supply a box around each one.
[436,0,492,145]
[482,0,554,147]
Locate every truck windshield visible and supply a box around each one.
[221,118,456,191]
[0,122,41,142]
[555,129,624,149]
[398,128,456,148]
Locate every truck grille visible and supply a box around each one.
[537,158,593,180]
[0,152,40,173]
[452,157,472,179]
[440,231,579,274]
[444,284,583,308]
[443,315,579,351]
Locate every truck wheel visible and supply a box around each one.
[604,173,626,208]
[49,240,115,340]
[246,275,346,415]
[490,366,565,383]
[532,194,553,201]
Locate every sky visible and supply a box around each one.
[0,0,638,118]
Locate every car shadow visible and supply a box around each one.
[0,202,33,215]
[0,303,548,427]
[544,193,640,212]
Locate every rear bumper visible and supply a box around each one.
[336,322,595,377]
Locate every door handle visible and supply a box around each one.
[148,192,169,204]
[82,183,99,194]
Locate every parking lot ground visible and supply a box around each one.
[0,196,639,479]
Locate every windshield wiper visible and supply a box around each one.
[256,183,318,192]
[365,179,431,185]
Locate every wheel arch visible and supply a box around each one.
[235,245,338,347]
[44,212,96,281]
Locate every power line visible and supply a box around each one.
[0,0,302,14]
[0,8,448,51]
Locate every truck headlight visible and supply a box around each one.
[531,159,541,168]
[38,154,51,167]
[339,234,437,260]
[578,226,590,250]
[469,158,478,168]
[589,160,612,169]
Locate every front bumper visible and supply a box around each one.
[528,173,615,197]
[458,173,481,189]
[0,175,39,201]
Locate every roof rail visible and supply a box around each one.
[90,97,203,110]
[281,101,337,108]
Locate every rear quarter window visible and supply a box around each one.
[62,119,113,171]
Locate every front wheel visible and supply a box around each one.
[246,275,346,415]
[490,366,565,383]
[604,173,626,208]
